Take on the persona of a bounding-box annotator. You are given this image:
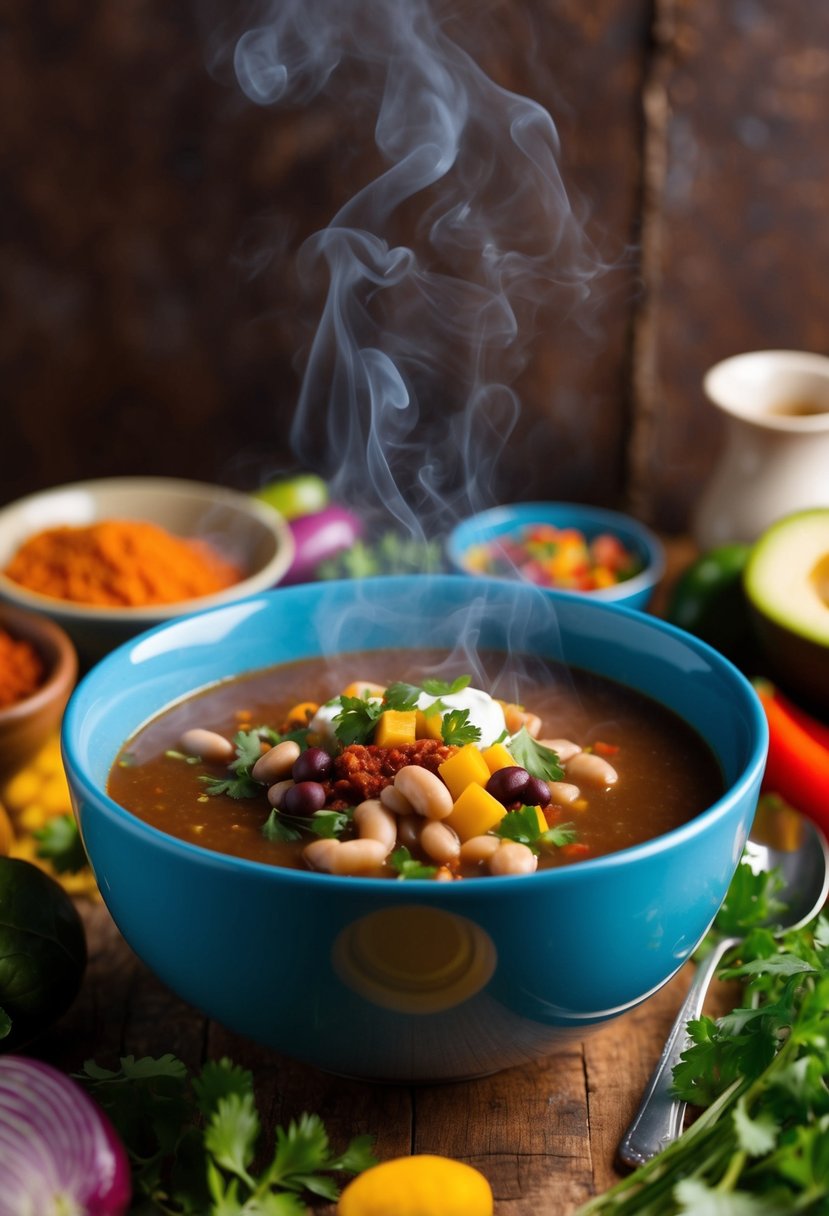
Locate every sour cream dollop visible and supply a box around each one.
[309,684,507,750]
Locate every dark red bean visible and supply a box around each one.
[524,775,552,808]
[282,781,327,816]
[292,746,333,783]
[485,766,531,805]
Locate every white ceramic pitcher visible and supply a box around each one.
[692,349,829,550]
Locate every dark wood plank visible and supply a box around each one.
[632,0,829,530]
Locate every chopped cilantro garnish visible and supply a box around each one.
[508,727,564,781]
[493,806,577,853]
[200,729,265,799]
[332,694,384,746]
[382,682,423,711]
[164,748,201,764]
[262,807,352,844]
[388,846,439,880]
[440,708,481,747]
[422,675,471,696]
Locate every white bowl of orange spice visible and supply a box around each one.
[0,477,294,663]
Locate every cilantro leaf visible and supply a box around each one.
[714,861,788,937]
[205,1091,260,1184]
[383,681,423,711]
[389,846,438,880]
[34,813,89,873]
[493,806,577,852]
[507,727,564,781]
[201,729,265,799]
[77,1054,377,1213]
[422,675,471,696]
[440,708,481,746]
[262,810,303,843]
[332,694,384,746]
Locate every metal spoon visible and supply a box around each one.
[617,801,829,1170]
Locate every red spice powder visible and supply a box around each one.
[0,629,46,708]
[4,520,244,608]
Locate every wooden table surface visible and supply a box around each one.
[37,537,713,1214]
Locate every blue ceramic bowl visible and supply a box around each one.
[62,576,766,1083]
[447,502,665,611]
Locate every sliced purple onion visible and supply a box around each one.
[281,505,364,584]
[0,1056,131,1216]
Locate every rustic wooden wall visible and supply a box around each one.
[2,1,827,531]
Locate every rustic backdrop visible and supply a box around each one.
[3,0,828,532]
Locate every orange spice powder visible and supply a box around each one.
[4,520,244,609]
[0,629,45,708]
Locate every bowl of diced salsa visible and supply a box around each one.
[447,502,665,611]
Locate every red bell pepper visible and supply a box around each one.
[753,679,829,838]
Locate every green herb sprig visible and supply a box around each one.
[388,846,439,880]
[492,806,577,853]
[199,730,266,800]
[576,857,829,1215]
[507,728,564,782]
[78,1054,376,1215]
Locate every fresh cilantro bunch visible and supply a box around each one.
[78,1054,376,1215]
[576,860,829,1215]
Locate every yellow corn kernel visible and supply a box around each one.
[445,783,506,842]
[415,709,444,741]
[342,681,386,699]
[3,768,42,813]
[18,804,48,831]
[36,735,63,773]
[374,709,418,748]
[438,744,492,801]
[41,774,72,815]
[480,742,516,774]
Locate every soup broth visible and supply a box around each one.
[108,649,723,878]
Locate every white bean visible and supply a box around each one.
[394,765,453,820]
[380,785,413,815]
[354,799,398,855]
[459,835,501,865]
[267,779,294,809]
[252,739,300,783]
[488,841,538,876]
[179,728,235,765]
[547,780,582,806]
[420,820,460,864]
[565,751,618,788]
[540,738,582,763]
[303,837,388,875]
[396,814,422,851]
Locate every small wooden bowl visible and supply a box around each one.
[0,605,78,788]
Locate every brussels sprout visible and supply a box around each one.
[0,857,87,1049]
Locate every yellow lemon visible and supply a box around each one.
[337,1154,493,1216]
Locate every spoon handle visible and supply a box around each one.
[616,935,739,1169]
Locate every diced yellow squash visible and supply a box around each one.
[438,744,492,801]
[374,709,418,748]
[446,783,506,841]
[481,742,516,774]
[533,805,548,833]
[416,709,444,741]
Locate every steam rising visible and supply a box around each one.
[232,0,603,539]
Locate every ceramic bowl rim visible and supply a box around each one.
[62,576,767,895]
[0,476,295,623]
[446,501,665,604]
[0,603,78,723]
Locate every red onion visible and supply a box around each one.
[0,1056,131,1216]
[280,504,364,584]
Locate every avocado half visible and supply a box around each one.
[744,508,829,712]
